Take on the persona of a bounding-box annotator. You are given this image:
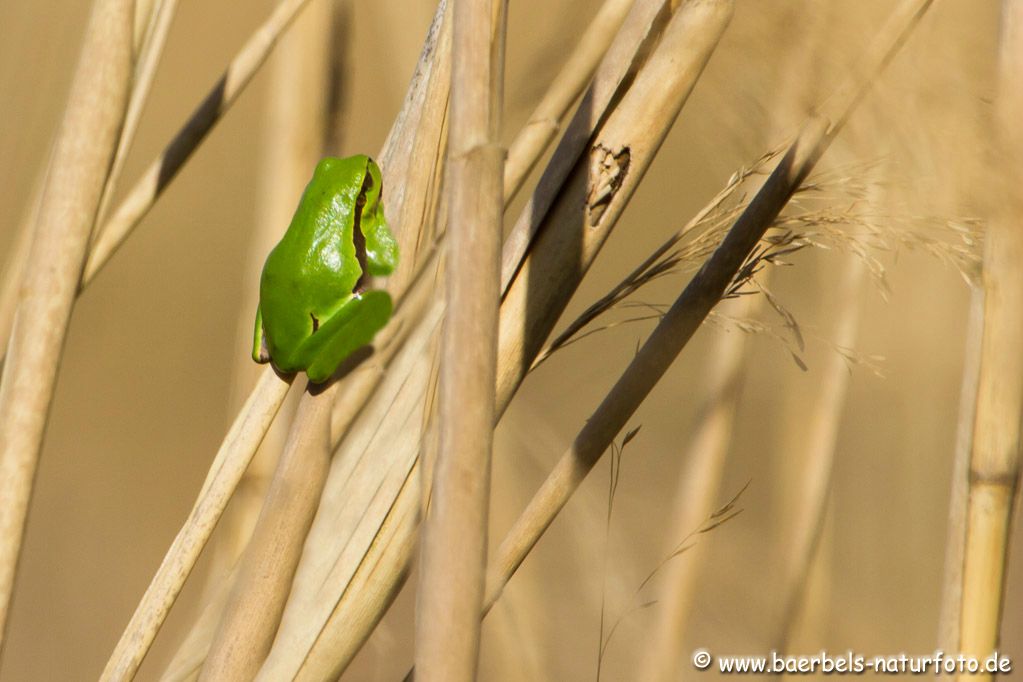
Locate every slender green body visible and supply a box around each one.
[253,155,398,383]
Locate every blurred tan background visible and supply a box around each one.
[1,0,1020,680]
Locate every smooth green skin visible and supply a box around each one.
[253,155,399,383]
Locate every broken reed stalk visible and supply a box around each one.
[774,256,866,651]
[483,0,934,613]
[956,3,1023,675]
[499,0,678,291]
[198,379,337,682]
[638,293,755,682]
[502,0,632,204]
[99,368,294,682]
[414,0,507,679]
[496,0,734,414]
[0,0,133,649]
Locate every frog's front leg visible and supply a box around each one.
[298,290,393,383]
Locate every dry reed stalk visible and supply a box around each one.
[499,0,677,291]
[956,4,1023,675]
[495,0,733,414]
[133,5,453,677]
[375,0,453,300]
[0,0,132,648]
[197,119,450,680]
[502,0,632,204]
[0,174,44,375]
[153,265,440,682]
[257,3,731,677]
[637,293,756,682]
[257,299,445,682]
[199,379,337,681]
[211,0,335,588]
[134,0,157,49]
[80,0,318,287]
[414,0,507,678]
[159,573,232,681]
[0,0,318,367]
[938,285,984,651]
[99,368,294,682]
[0,0,175,370]
[774,256,866,650]
[95,0,180,230]
[483,0,934,613]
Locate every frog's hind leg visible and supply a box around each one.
[252,305,271,363]
[303,290,393,383]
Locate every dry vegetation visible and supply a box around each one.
[0,0,1020,680]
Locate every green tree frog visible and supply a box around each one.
[252,155,399,383]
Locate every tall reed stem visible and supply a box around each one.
[956,3,1023,675]
[0,0,132,649]
[415,0,507,679]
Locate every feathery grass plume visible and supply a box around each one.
[0,0,133,647]
[482,0,935,634]
[539,155,981,367]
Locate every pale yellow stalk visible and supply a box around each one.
[82,0,318,286]
[99,368,294,682]
[198,380,336,682]
[956,3,1023,676]
[0,0,133,648]
[502,0,632,204]
[211,0,335,589]
[414,0,507,678]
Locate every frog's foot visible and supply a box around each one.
[304,290,393,383]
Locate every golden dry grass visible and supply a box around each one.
[0,1,1020,680]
